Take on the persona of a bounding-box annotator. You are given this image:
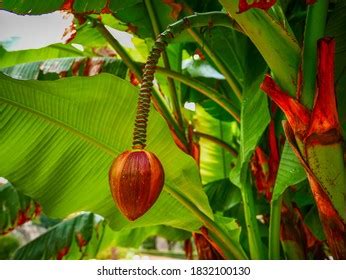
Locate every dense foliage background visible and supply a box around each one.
[0,0,344,259]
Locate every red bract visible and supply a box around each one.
[162,0,183,20]
[283,120,345,259]
[61,0,74,11]
[260,75,310,138]
[261,37,345,259]
[129,71,140,86]
[57,246,70,260]
[169,126,189,154]
[306,38,341,143]
[251,147,270,197]
[306,173,344,258]
[109,150,165,221]
[251,121,279,200]
[17,209,29,226]
[194,48,206,60]
[76,233,87,248]
[193,227,224,260]
[34,203,42,217]
[188,125,200,165]
[260,37,341,143]
[101,0,112,14]
[280,202,325,259]
[184,239,193,260]
[238,0,276,14]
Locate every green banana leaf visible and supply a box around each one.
[1,57,127,80]
[219,0,300,96]
[0,72,213,232]
[13,212,105,260]
[204,179,241,213]
[272,142,306,201]
[194,105,238,184]
[230,45,270,187]
[0,181,39,234]
[0,45,85,69]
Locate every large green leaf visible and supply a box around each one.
[219,0,301,96]
[0,45,84,69]
[239,60,269,164]
[228,44,269,260]
[230,45,270,187]
[1,57,127,80]
[207,27,248,86]
[271,142,306,201]
[194,105,238,184]
[13,212,105,260]
[0,73,213,232]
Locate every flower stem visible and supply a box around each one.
[268,195,282,259]
[187,29,243,101]
[193,131,238,157]
[144,0,184,130]
[241,172,265,259]
[156,67,240,122]
[94,21,188,149]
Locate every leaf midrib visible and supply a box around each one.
[1,95,181,197]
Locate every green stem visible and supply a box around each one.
[188,28,243,101]
[268,196,282,259]
[301,0,329,109]
[167,187,248,260]
[144,0,184,130]
[94,23,142,79]
[241,171,265,259]
[194,131,238,157]
[155,67,240,122]
[94,21,188,149]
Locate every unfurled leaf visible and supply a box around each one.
[0,73,212,232]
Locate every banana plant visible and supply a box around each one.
[0,0,344,260]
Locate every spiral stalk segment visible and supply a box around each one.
[131,12,240,149]
[132,33,173,149]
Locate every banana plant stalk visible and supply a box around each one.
[260,38,345,259]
